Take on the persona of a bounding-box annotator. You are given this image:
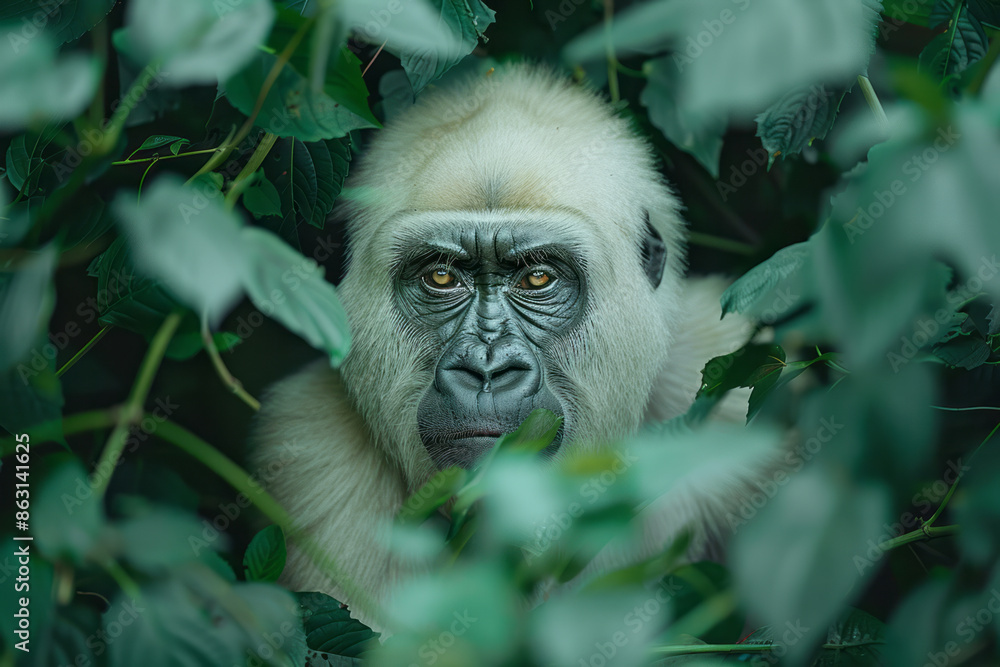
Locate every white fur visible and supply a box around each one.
[249,65,756,631]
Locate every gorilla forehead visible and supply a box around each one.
[396,223,582,268]
[375,209,592,263]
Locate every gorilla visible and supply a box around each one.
[249,65,754,630]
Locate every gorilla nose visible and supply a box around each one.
[440,345,539,395]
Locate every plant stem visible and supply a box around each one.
[192,19,313,180]
[857,75,889,134]
[200,321,260,411]
[877,524,959,552]
[224,132,278,211]
[0,410,116,457]
[686,231,756,255]
[57,326,110,377]
[92,311,183,497]
[603,0,620,104]
[112,148,220,166]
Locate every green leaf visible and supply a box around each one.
[0,0,116,45]
[106,580,240,667]
[243,172,283,220]
[111,28,180,127]
[340,0,468,92]
[60,191,116,250]
[392,0,496,93]
[108,575,305,667]
[322,49,381,128]
[243,525,287,582]
[565,0,878,123]
[931,333,992,368]
[116,503,213,573]
[34,457,104,563]
[298,592,378,656]
[223,51,378,142]
[87,237,187,335]
[671,562,746,644]
[814,608,886,666]
[0,30,100,131]
[882,0,934,26]
[122,0,275,85]
[5,128,64,197]
[732,469,890,663]
[0,244,57,371]
[641,56,725,178]
[493,408,563,456]
[263,138,338,231]
[112,174,250,323]
[919,2,988,79]
[0,341,64,438]
[136,135,188,152]
[720,242,811,318]
[756,83,845,165]
[241,227,351,365]
[397,467,468,523]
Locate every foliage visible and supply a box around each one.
[1,0,999,666]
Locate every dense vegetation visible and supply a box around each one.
[1,0,999,665]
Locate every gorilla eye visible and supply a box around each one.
[518,270,552,290]
[423,268,461,289]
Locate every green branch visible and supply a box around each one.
[92,310,182,497]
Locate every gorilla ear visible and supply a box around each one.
[640,211,667,289]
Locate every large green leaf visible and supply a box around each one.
[756,83,846,164]
[122,0,275,85]
[732,470,891,664]
[112,175,250,323]
[223,52,378,142]
[340,0,467,91]
[0,345,64,438]
[34,457,104,563]
[262,137,347,232]
[0,0,115,44]
[0,244,57,371]
[565,0,880,124]
[0,31,100,131]
[641,56,725,177]
[392,0,496,93]
[298,592,378,656]
[240,227,351,365]
[919,1,988,79]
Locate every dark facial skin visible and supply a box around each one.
[394,226,586,469]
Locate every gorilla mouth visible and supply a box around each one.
[418,420,564,470]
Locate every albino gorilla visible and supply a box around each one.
[250,65,755,630]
